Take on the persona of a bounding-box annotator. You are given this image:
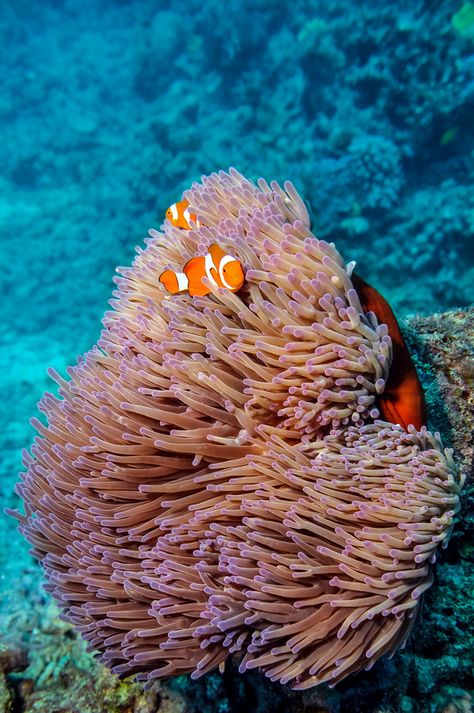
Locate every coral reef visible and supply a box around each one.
[8,173,469,709]
[406,310,474,479]
[1,0,473,711]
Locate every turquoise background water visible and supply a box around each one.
[0,0,473,709]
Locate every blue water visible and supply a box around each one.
[1,1,473,710]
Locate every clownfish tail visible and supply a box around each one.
[159,270,188,294]
[160,270,179,294]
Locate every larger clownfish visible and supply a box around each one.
[352,272,427,432]
[166,199,201,230]
[159,243,244,297]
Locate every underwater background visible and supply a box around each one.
[1,0,473,711]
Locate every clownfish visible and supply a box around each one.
[166,199,201,230]
[159,243,244,297]
[352,272,426,432]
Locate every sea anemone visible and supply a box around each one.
[11,169,463,689]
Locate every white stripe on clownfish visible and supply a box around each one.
[176,272,189,292]
[170,203,178,221]
[183,206,201,228]
[204,252,219,288]
[218,254,235,289]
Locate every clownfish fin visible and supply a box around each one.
[208,243,226,266]
[188,280,211,297]
[183,255,204,275]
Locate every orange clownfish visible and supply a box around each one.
[352,272,426,432]
[166,199,201,230]
[159,243,244,297]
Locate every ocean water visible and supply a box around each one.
[1,1,473,712]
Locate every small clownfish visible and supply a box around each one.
[166,199,201,230]
[159,243,244,297]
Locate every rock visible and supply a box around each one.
[0,671,13,713]
[0,642,28,674]
[406,308,474,480]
